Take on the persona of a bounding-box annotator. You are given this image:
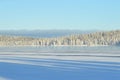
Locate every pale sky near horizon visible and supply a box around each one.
[0,0,120,30]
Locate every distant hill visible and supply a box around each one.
[0,30,96,38]
[0,30,120,46]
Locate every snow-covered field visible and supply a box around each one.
[0,46,120,80]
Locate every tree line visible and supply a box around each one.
[0,30,120,46]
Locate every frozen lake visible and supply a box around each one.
[0,46,120,80]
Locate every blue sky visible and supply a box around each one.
[0,0,120,30]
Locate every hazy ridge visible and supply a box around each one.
[0,30,95,38]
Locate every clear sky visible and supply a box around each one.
[0,0,120,30]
